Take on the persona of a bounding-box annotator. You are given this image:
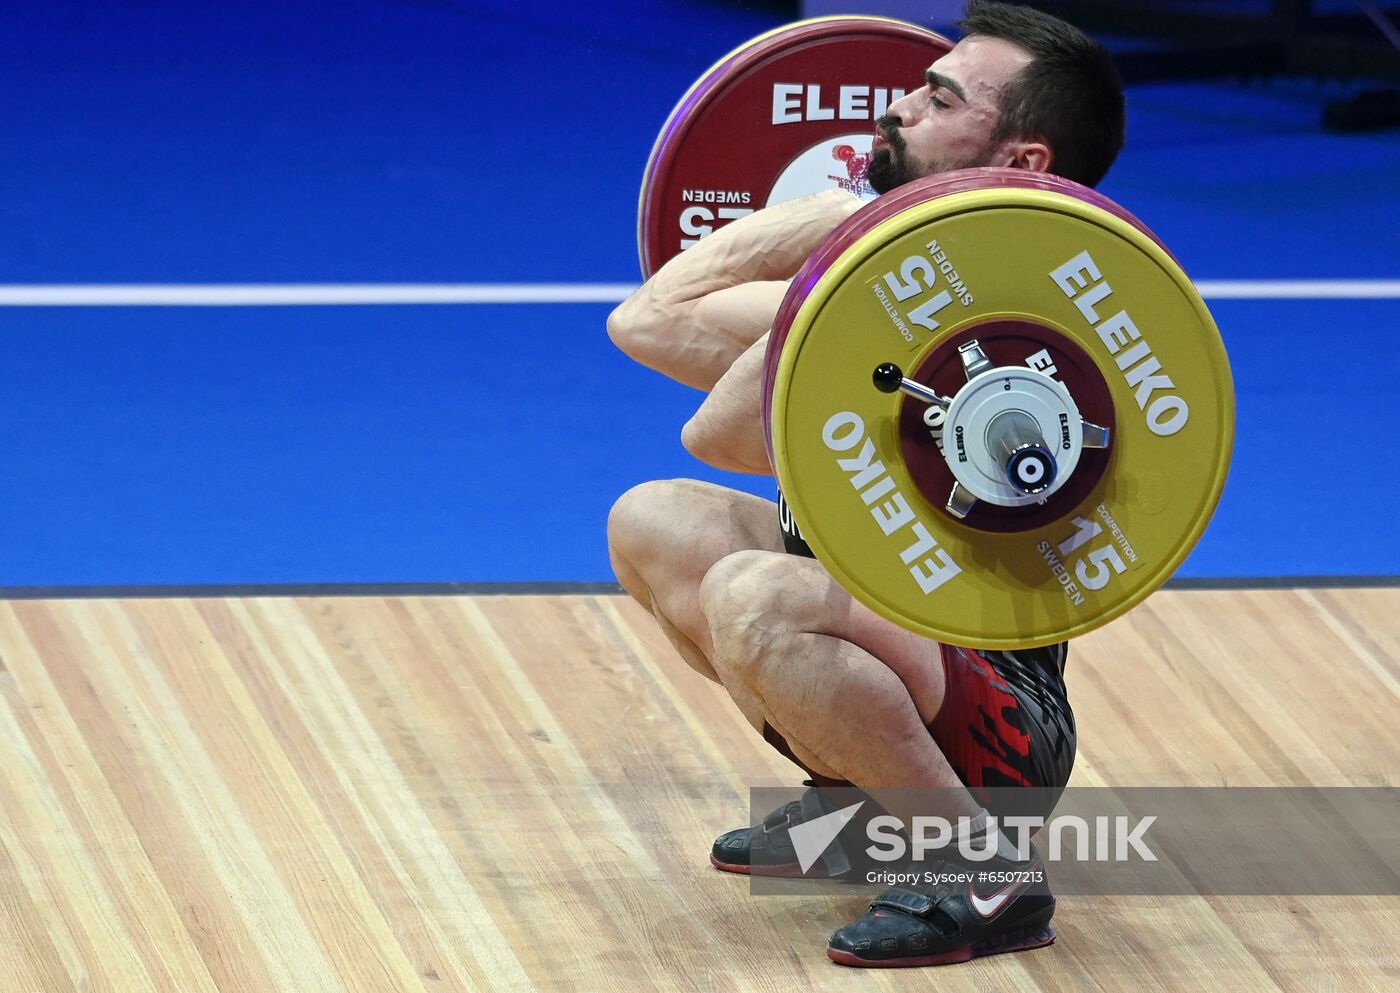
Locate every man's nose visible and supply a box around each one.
[884,87,919,124]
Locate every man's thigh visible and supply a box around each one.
[700,550,1075,799]
[700,550,948,726]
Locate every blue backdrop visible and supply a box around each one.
[1,1,1396,585]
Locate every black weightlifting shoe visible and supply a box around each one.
[711,783,872,878]
[827,850,1056,967]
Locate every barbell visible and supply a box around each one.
[634,18,1234,650]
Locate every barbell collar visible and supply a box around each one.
[957,340,994,380]
[1081,420,1111,449]
[946,482,978,519]
[872,362,952,409]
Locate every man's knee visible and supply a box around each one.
[700,549,819,683]
[699,549,784,620]
[608,479,697,562]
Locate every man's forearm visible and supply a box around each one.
[634,188,862,305]
[607,189,862,390]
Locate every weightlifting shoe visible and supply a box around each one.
[827,848,1055,967]
[711,782,876,879]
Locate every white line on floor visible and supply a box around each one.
[1192,281,1400,299]
[0,281,1395,306]
[0,284,640,306]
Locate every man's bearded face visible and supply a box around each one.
[866,36,1034,195]
[867,113,999,194]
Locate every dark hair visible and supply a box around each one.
[958,1,1125,187]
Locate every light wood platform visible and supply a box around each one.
[0,589,1396,992]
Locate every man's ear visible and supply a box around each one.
[1000,139,1052,173]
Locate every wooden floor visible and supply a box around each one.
[0,589,1397,992]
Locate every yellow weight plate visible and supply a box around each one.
[770,187,1234,649]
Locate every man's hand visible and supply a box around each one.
[607,189,863,391]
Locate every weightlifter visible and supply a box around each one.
[608,1,1124,968]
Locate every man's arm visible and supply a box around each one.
[607,189,862,391]
[681,331,774,475]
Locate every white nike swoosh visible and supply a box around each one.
[969,879,1027,918]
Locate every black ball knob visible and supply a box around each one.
[872,363,904,394]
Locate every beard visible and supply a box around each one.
[867,116,921,194]
[867,145,919,195]
[867,115,994,194]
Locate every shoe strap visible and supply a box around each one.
[799,788,853,876]
[870,888,936,917]
[761,802,796,831]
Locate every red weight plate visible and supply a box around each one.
[637,17,952,278]
[760,168,1178,463]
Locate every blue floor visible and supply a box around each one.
[1,1,1397,585]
